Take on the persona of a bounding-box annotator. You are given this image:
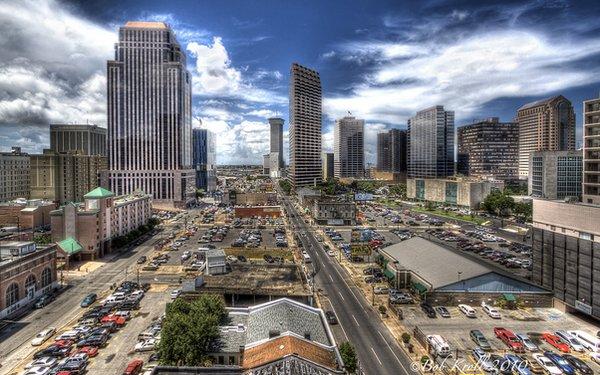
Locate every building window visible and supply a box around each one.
[6,283,19,307]
[41,267,52,288]
[25,274,37,291]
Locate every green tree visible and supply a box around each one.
[196,189,206,198]
[481,190,514,217]
[339,341,358,373]
[158,294,227,366]
[279,179,292,195]
[512,201,532,222]
[389,184,407,198]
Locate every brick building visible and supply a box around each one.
[0,199,56,230]
[0,242,58,320]
[0,147,30,203]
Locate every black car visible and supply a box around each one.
[562,354,593,375]
[100,321,119,332]
[120,300,140,311]
[237,255,247,262]
[59,358,88,374]
[325,311,338,325]
[263,255,274,263]
[77,333,108,348]
[436,306,451,318]
[420,302,437,318]
[489,354,512,375]
[34,344,70,359]
[137,256,147,264]
[35,293,55,308]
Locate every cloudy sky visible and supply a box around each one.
[1,0,600,164]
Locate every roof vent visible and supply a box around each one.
[304,332,311,340]
[269,330,280,338]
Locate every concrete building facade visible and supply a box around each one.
[192,128,217,192]
[322,152,334,181]
[583,95,600,204]
[517,96,576,179]
[49,124,107,156]
[333,116,364,179]
[312,199,357,225]
[268,117,285,178]
[408,106,454,178]
[407,178,504,209]
[457,118,519,180]
[0,147,30,202]
[529,150,582,200]
[289,63,322,188]
[0,242,58,320]
[30,149,107,204]
[106,21,195,208]
[377,129,408,175]
[0,199,55,230]
[532,199,600,319]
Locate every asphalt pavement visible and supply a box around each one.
[278,189,414,375]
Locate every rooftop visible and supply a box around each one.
[84,187,114,199]
[518,95,564,111]
[125,21,169,29]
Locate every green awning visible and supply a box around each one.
[384,269,395,280]
[57,237,83,256]
[413,282,428,294]
[503,293,516,302]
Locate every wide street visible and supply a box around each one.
[278,188,414,375]
[0,216,185,375]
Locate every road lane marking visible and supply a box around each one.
[371,347,383,365]
[329,274,334,282]
[352,314,360,326]
[338,291,345,301]
[378,330,410,373]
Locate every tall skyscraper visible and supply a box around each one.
[529,150,582,200]
[322,152,334,181]
[376,132,391,171]
[289,63,322,188]
[192,129,216,193]
[516,95,575,179]
[106,21,194,208]
[334,116,364,178]
[457,118,519,180]
[0,147,30,202]
[583,94,600,204]
[268,117,284,177]
[407,106,454,178]
[50,124,107,156]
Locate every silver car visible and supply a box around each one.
[516,333,539,351]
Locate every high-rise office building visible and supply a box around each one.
[106,21,194,208]
[376,129,407,173]
[516,95,575,179]
[268,117,285,178]
[407,106,454,178]
[0,147,30,202]
[192,129,217,193]
[376,133,391,171]
[333,116,364,178]
[50,124,107,156]
[529,150,582,200]
[457,118,519,180]
[322,152,334,181]
[583,95,600,204]
[289,63,322,188]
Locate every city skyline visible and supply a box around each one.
[1,0,600,165]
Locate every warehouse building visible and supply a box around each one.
[380,237,551,306]
[406,178,504,209]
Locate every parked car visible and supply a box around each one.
[562,354,593,375]
[555,330,585,352]
[137,256,147,264]
[542,333,571,353]
[544,352,576,375]
[25,357,58,369]
[170,289,181,300]
[481,302,501,319]
[31,327,56,346]
[420,302,436,318]
[472,348,496,372]
[470,330,492,351]
[516,333,538,352]
[134,339,158,352]
[458,304,477,318]
[35,294,55,309]
[494,327,524,352]
[374,286,389,294]
[504,354,533,375]
[80,293,97,308]
[435,306,451,318]
[123,359,144,375]
[325,311,338,325]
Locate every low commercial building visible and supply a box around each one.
[50,187,152,260]
[0,242,58,319]
[151,299,343,375]
[532,199,600,319]
[0,147,30,203]
[370,170,406,183]
[529,150,582,200]
[234,206,281,218]
[0,199,56,230]
[407,178,504,209]
[30,149,107,204]
[312,199,357,225]
[381,237,551,306]
[234,192,277,206]
[205,249,227,275]
[297,187,321,206]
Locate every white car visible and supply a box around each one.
[533,353,562,375]
[327,250,335,257]
[555,330,585,352]
[114,310,132,320]
[481,303,501,319]
[25,357,58,369]
[31,327,56,346]
[170,289,181,300]
[24,366,52,375]
[471,347,496,372]
[135,338,158,352]
[54,330,79,341]
[516,333,538,351]
[591,352,600,364]
[458,304,477,318]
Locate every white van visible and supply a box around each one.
[568,330,600,352]
[302,251,312,263]
[458,304,477,318]
[481,303,501,319]
[427,334,452,357]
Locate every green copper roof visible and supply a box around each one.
[57,237,83,255]
[84,187,114,199]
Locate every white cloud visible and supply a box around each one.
[246,109,279,118]
[325,29,600,124]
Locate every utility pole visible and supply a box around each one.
[372,283,375,306]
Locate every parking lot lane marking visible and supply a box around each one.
[371,347,383,366]
[338,291,345,301]
[378,330,411,373]
[352,314,361,326]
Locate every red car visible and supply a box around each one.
[56,372,73,375]
[77,346,99,357]
[54,339,74,348]
[542,333,571,353]
[494,327,525,352]
[101,314,126,326]
[123,359,144,375]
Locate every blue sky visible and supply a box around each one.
[1,0,600,164]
